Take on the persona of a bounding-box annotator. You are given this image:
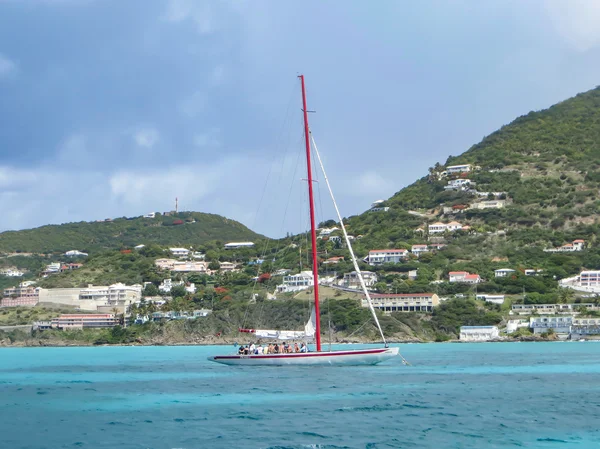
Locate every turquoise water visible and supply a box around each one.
[1,343,600,448]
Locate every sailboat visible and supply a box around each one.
[209,75,400,366]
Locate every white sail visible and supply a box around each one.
[245,308,316,340]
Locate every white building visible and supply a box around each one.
[318,228,339,237]
[342,271,378,289]
[511,303,600,315]
[143,212,156,218]
[506,319,529,334]
[444,179,472,191]
[530,316,573,334]
[65,250,88,257]
[494,268,516,278]
[224,242,255,249]
[158,279,183,293]
[276,271,314,293]
[476,294,505,304]
[449,271,481,284]
[571,318,600,337]
[578,270,600,287]
[472,200,506,209]
[428,221,464,234]
[446,164,472,174]
[169,248,190,257]
[0,268,24,277]
[79,283,142,304]
[459,326,499,341]
[364,249,409,265]
[365,293,440,313]
[544,239,585,253]
[155,259,210,273]
[411,244,429,256]
[219,261,237,272]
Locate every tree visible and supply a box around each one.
[557,287,574,304]
[208,260,221,271]
[374,282,388,293]
[142,283,159,297]
[170,285,187,299]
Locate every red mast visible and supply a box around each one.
[299,74,321,352]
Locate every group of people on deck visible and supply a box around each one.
[238,342,308,355]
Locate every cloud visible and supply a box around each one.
[545,0,600,52]
[133,128,159,148]
[0,53,17,78]
[164,0,213,34]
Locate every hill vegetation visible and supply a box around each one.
[0,212,263,254]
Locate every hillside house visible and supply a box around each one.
[476,294,505,304]
[494,268,516,278]
[219,262,237,272]
[143,212,156,218]
[460,326,499,341]
[159,279,183,293]
[1,286,40,308]
[530,316,573,335]
[328,235,343,245]
[444,179,472,191]
[472,200,506,209]
[364,249,409,266]
[323,256,344,265]
[449,271,481,284]
[364,293,440,313]
[544,240,585,253]
[65,250,88,257]
[34,314,117,330]
[429,221,464,234]
[342,271,377,289]
[524,269,542,276]
[446,164,472,175]
[224,242,255,249]
[411,244,429,256]
[0,268,24,277]
[276,271,314,293]
[169,248,190,257]
[318,227,339,237]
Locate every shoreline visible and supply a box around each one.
[0,336,567,348]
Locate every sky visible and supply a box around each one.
[1,0,600,238]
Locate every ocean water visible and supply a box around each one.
[1,343,599,449]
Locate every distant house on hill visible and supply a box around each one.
[65,250,88,257]
[446,164,472,175]
[364,249,409,266]
[544,239,585,253]
[449,271,481,284]
[494,268,516,278]
[224,242,255,250]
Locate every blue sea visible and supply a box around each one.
[1,343,599,449]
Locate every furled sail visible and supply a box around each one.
[239,308,316,340]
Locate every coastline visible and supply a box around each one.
[0,335,565,348]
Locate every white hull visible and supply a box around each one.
[209,347,399,366]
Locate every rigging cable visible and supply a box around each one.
[310,132,411,365]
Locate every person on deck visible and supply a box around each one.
[249,343,256,354]
[294,343,300,353]
[274,343,280,354]
[255,344,262,355]
[300,343,307,353]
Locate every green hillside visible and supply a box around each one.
[0,212,263,254]
[344,86,600,244]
